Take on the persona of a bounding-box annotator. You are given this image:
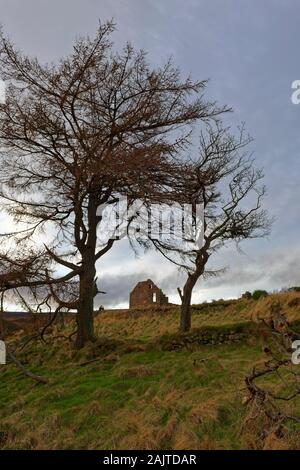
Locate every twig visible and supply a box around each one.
[80,357,101,367]
[6,346,48,384]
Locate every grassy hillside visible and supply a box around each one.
[1,292,300,450]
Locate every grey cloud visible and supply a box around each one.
[0,0,299,306]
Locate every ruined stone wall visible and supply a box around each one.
[129,279,169,308]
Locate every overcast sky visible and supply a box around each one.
[1,0,300,307]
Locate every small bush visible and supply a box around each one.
[242,291,252,300]
[252,290,268,301]
[288,286,300,293]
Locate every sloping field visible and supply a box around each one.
[0,292,300,450]
[96,292,300,339]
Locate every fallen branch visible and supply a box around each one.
[80,357,101,367]
[243,302,300,446]
[7,346,48,384]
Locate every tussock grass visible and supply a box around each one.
[0,291,300,449]
[96,292,300,340]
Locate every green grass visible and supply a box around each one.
[1,293,300,449]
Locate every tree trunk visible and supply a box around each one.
[75,266,97,348]
[180,275,196,332]
[180,258,206,332]
[74,194,98,349]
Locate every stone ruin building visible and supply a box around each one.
[129,279,169,308]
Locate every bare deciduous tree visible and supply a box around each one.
[0,21,227,347]
[152,123,271,331]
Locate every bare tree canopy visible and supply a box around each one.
[151,122,271,331]
[0,21,227,347]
